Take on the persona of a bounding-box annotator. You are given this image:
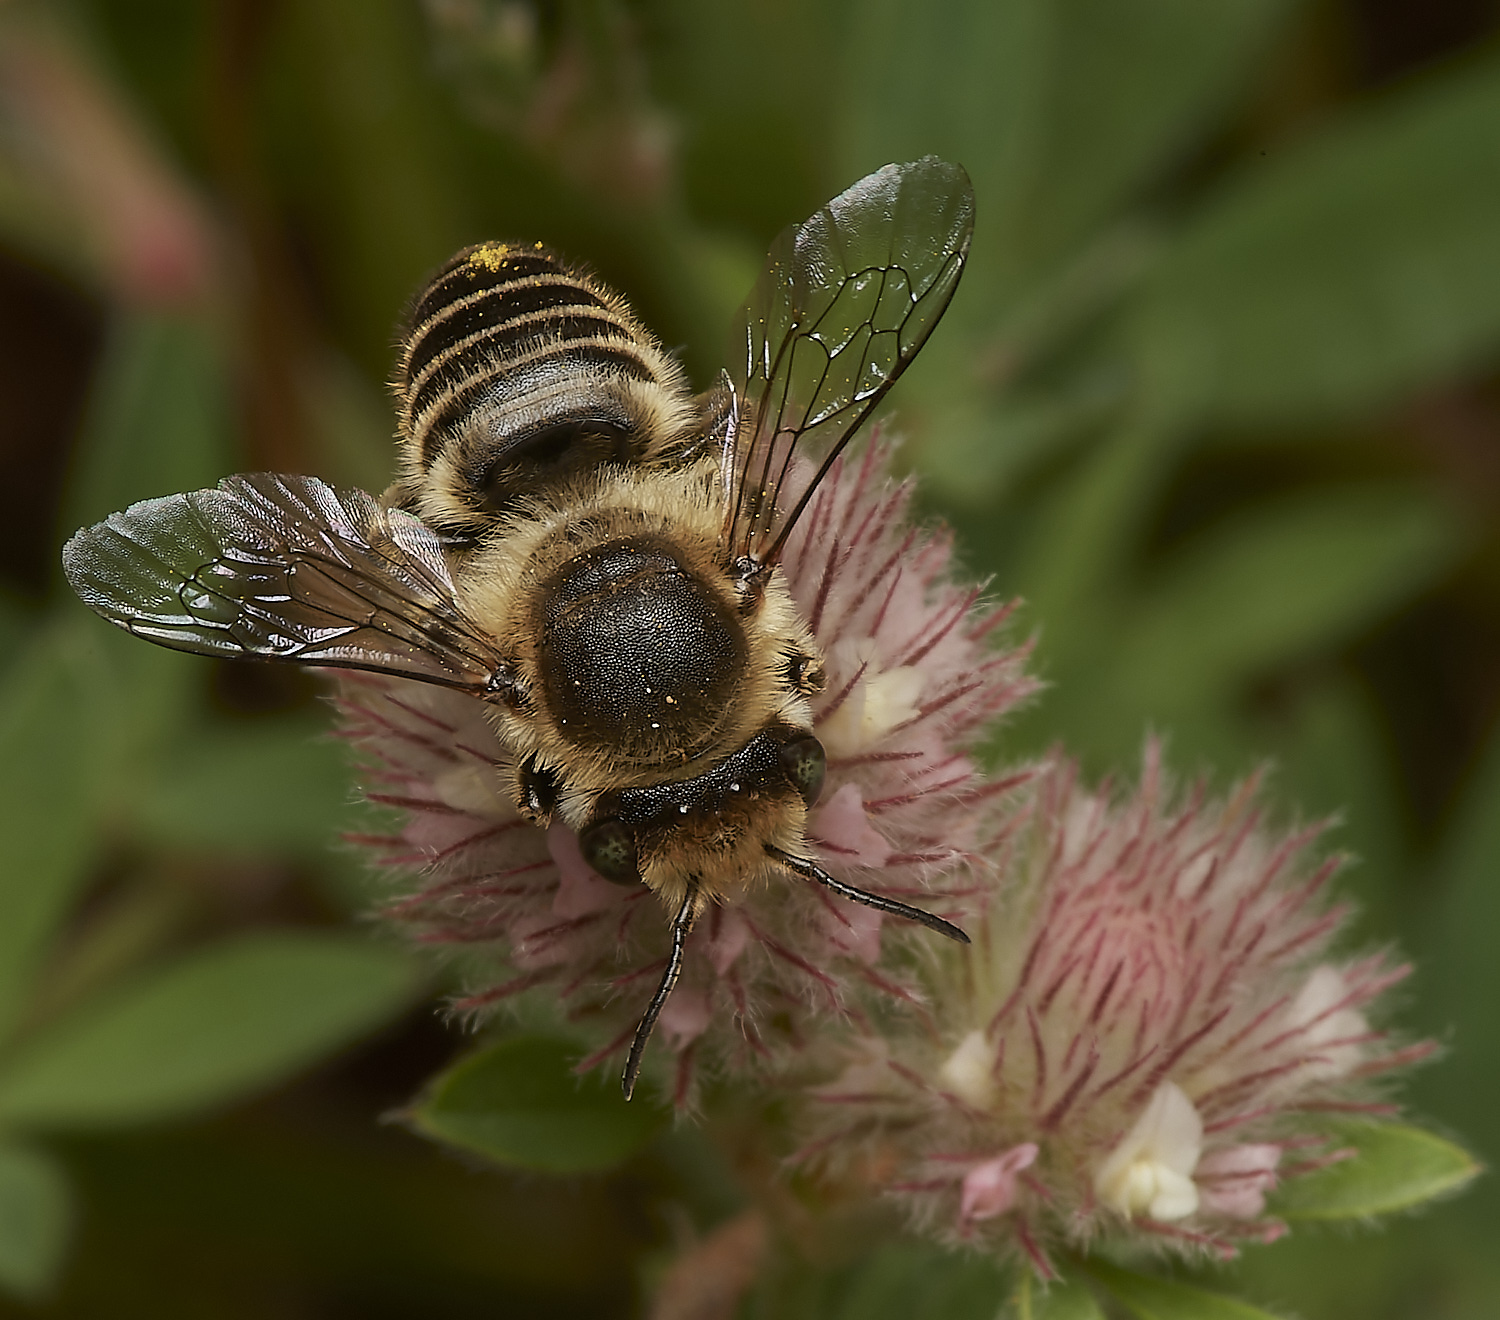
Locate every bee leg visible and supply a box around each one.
[765,845,970,945]
[621,883,698,1100]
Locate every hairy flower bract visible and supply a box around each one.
[336,441,1035,1103]
[794,748,1431,1271]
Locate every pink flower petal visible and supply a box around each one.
[510,913,584,969]
[1197,1144,1282,1178]
[706,908,752,975]
[960,1143,1039,1222]
[1197,1144,1281,1220]
[659,986,713,1049]
[548,822,622,917]
[822,894,883,964]
[812,783,892,866]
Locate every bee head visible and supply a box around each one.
[578,725,826,890]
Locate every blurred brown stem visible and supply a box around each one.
[0,10,216,305]
[648,1208,767,1320]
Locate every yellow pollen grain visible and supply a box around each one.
[468,244,512,272]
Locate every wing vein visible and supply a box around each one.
[722,159,974,570]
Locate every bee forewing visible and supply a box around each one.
[725,157,975,565]
[62,473,509,695]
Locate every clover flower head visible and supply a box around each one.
[794,747,1431,1272]
[335,440,1036,1102]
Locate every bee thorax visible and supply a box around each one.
[537,537,747,763]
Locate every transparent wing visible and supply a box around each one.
[724,157,974,566]
[62,472,511,697]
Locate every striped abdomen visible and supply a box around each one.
[395,245,694,522]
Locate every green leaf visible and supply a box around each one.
[1014,476,1463,772]
[53,310,233,824]
[747,1241,1007,1320]
[1271,1124,1480,1220]
[1012,386,1199,644]
[135,719,354,854]
[837,0,1293,307]
[1008,1272,1105,1320]
[827,1243,1007,1320]
[67,610,200,816]
[1269,674,1410,932]
[836,0,1046,297]
[274,0,475,372]
[0,933,421,1129]
[0,625,100,1042]
[0,1144,70,1301]
[648,0,844,239]
[1008,0,1296,267]
[0,595,27,675]
[409,1036,666,1174]
[1414,720,1500,1168]
[1117,482,1467,707]
[61,312,233,538]
[919,366,1126,507]
[1133,53,1500,426]
[1082,1260,1288,1319]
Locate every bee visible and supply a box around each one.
[63,158,975,1097]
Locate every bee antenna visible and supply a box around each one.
[622,884,698,1100]
[765,844,970,945]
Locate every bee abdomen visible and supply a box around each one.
[398,243,671,467]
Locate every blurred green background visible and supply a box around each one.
[0,0,1498,1315]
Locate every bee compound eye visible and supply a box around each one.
[579,819,641,886]
[779,734,826,806]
